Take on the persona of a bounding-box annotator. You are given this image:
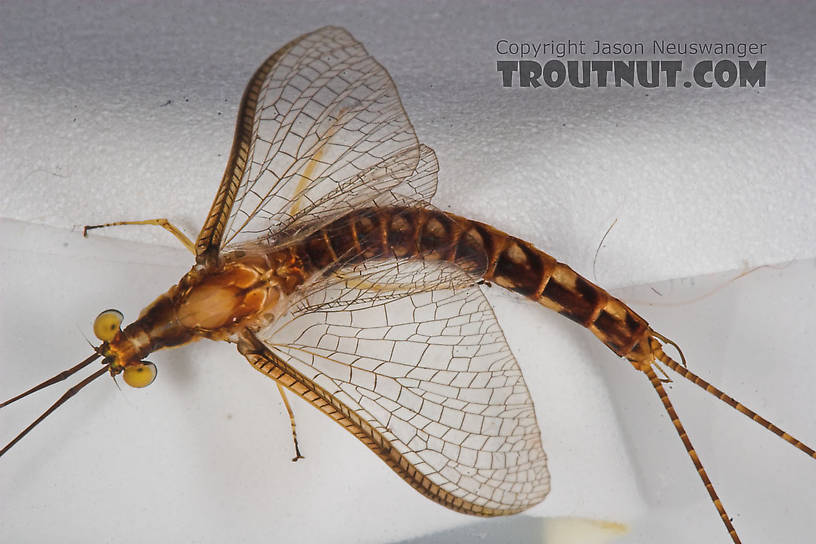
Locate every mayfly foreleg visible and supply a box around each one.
[83,218,196,254]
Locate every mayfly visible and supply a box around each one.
[1,27,813,543]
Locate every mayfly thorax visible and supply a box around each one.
[2,26,814,543]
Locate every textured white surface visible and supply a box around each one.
[1,1,814,287]
[1,1,815,543]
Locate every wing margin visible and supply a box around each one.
[237,329,540,516]
[195,32,303,262]
[197,26,422,261]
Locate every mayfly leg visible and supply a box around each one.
[276,382,305,462]
[83,218,196,254]
[81,216,309,460]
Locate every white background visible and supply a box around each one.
[1,1,815,543]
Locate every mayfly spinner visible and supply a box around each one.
[2,27,813,543]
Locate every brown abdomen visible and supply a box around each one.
[296,206,651,359]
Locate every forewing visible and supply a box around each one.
[248,271,550,514]
[197,25,423,257]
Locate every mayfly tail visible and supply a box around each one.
[651,338,816,460]
[644,366,742,544]
[0,352,101,408]
[0,365,109,458]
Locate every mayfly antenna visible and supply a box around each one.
[0,352,101,409]
[0,362,108,458]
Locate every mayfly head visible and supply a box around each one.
[0,307,160,458]
[93,309,157,389]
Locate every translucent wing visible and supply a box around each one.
[290,257,468,317]
[238,262,550,515]
[203,25,550,514]
[374,142,439,206]
[196,26,422,259]
[261,143,440,249]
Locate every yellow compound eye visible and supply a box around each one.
[123,361,157,388]
[93,309,124,342]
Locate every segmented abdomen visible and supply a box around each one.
[295,206,652,361]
